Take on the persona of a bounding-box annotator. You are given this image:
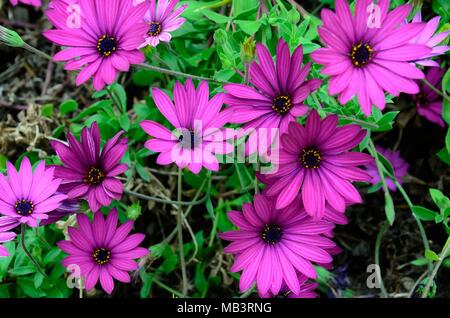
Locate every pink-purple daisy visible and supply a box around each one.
[220,194,335,295]
[414,66,446,127]
[140,79,233,174]
[311,0,431,116]
[0,157,67,227]
[58,208,148,294]
[224,39,321,154]
[50,122,128,213]
[140,0,187,47]
[44,0,149,90]
[0,217,19,257]
[365,146,409,192]
[261,110,373,218]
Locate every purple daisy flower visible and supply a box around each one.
[311,0,431,116]
[0,217,20,257]
[50,122,128,213]
[220,194,335,295]
[40,196,80,226]
[259,274,318,298]
[224,39,321,155]
[140,0,187,47]
[0,157,67,227]
[43,0,149,90]
[261,110,373,218]
[410,12,450,67]
[140,79,234,174]
[258,173,349,225]
[58,208,148,294]
[414,66,446,127]
[365,146,409,192]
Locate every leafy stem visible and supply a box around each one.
[21,224,48,278]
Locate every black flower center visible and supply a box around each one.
[85,167,105,185]
[300,148,322,169]
[148,22,162,36]
[179,130,197,149]
[15,199,34,216]
[261,224,283,244]
[272,95,292,115]
[92,248,111,265]
[351,43,373,68]
[97,35,117,57]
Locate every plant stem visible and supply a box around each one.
[21,224,48,278]
[153,277,185,298]
[421,79,450,104]
[22,42,52,61]
[18,41,228,85]
[374,221,389,298]
[177,168,188,297]
[134,63,230,84]
[123,188,208,206]
[340,115,380,130]
[367,141,392,212]
[421,237,450,298]
[394,179,432,275]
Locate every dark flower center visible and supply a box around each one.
[272,95,293,115]
[416,93,428,107]
[92,248,111,265]
[350,43,373,68]
[179,130,197,149]
[85,167,105,185]
[300,148,322,169]
[15,199,34,216]
[148,22,162,36]
[261,224,283,244]
[97,35,117,57]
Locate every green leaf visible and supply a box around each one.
[410,257,428,266]
[41,104,54,118]
[17,278,46,298]
[437,148,450,166]
[385,192,395,225]
[412,206,439,221]
[235,20,262,35]
[429,188,450,210]
[425,249,440,262]
[10,266,36,276]
[59,99,78,116]
[203,10,230,24]
[377,152,395,177]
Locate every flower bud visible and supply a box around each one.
[0,25,24,48]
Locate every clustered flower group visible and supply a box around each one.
[2,0,449,298]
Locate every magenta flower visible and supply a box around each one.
[58,208,148,294]
[414,67,446,127]
[220,194,335,295]
[311,0,431,116]
[410,12,450,67]
[259,274,318,298]
[140,79,233,174]
[50,122,128,213]
[224,39,321,154]
[9,0,41,7]
[0,157,67,227]
[40,196,80,226]
[0,217,19,257]
[261,110,373,218]
[43,0,149,90]
[258,173,349,225]
[140,0,187,47]
[365,146,409,192]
